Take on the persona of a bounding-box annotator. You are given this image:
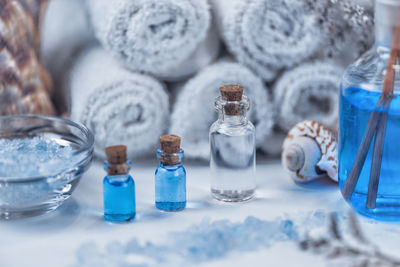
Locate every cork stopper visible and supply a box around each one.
[105,145,129,175]
[107,164,130,175]
[219,84,244,115]
[219,84,243,101]
[160,134,181,154]
[105,145,127,164]
[159,134,181,165]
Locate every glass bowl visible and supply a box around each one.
[0,115,94,219]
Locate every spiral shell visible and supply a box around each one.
[0,0,55,115]
[282,120,338,183]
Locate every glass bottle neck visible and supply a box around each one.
[375,0,400,49]
[159,162,183,168]
[217,110,247,125]
[104,161,131,175]
[214,95,250,125]
[157,149,184,166]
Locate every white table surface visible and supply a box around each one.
[0,157,399,267]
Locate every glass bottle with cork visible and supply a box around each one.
[209,84,256,202]
[155,134,186,211]
[103,145,136,221]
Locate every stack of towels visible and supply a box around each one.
[41,0,374,160]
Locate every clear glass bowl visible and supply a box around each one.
[0,115,94,219]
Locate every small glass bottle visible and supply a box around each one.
[155,134,186,211]
[209,84,256,202]
[339,0,400,220]
[103,145,136,221]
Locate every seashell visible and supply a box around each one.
[282,120,338,183]
[0,0,55,115]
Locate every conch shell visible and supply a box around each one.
[282,120,338,183]
[0,0,55,115]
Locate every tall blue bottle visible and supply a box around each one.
[155,135,186,211]
[104,145,136,221]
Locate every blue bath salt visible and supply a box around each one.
[0,136,76,178]
[103,173,136,222]
[75,212,326,266]
[339,87,400,220]
[155,162,186,211]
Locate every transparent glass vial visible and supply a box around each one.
[155,149,186,211]
[209,85,256,202]
[339,0,400,220]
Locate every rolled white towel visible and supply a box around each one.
[86,0,220,81]
[211,0,323,81]
[304,0,374,61]
[170,59,274,160]
[41,0,94,113]
[274,61,343,132]
[68,46,169,159]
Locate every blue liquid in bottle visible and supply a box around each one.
[339,87,400,220]
[103,162,136,222]
[155,149,186,211]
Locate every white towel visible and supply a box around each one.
[274,61,343,132]
[68,46,169,159]
[170,59,274,160]
[86,0,220,81]
[304,0,374,61]
[41,0,94,113]
[211,0,323,81]
[354,0,373,9]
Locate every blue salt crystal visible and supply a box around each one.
[75,214,328,266]
[0,136,76,178]
[280,220,299,240]
[124,238,143,254]
[173,219,234,260]
[0,136,81,206]
[106,241,125,254]
[124,239,168,265]
[141,242,167,261]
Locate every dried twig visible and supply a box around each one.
[366,111,390,209]
[348,212,368,244]
[341,110,381,200]
[329,213,342,240]
[299,212,400,266]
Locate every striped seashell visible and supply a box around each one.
[282,120,338,183]
[0,0,55,115]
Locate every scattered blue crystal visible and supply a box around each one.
[74,212,328,267]
[0,136,76,178]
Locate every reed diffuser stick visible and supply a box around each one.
[341,110,381,200]
[365,49,398,209]
[366,113,389,208]
[342,28,400,202]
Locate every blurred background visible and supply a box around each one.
[0,0,375,160]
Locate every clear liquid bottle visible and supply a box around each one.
[339,0,400,220]
[155,135,186,211]
[103,145,136,221]
[209,84,256,202]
